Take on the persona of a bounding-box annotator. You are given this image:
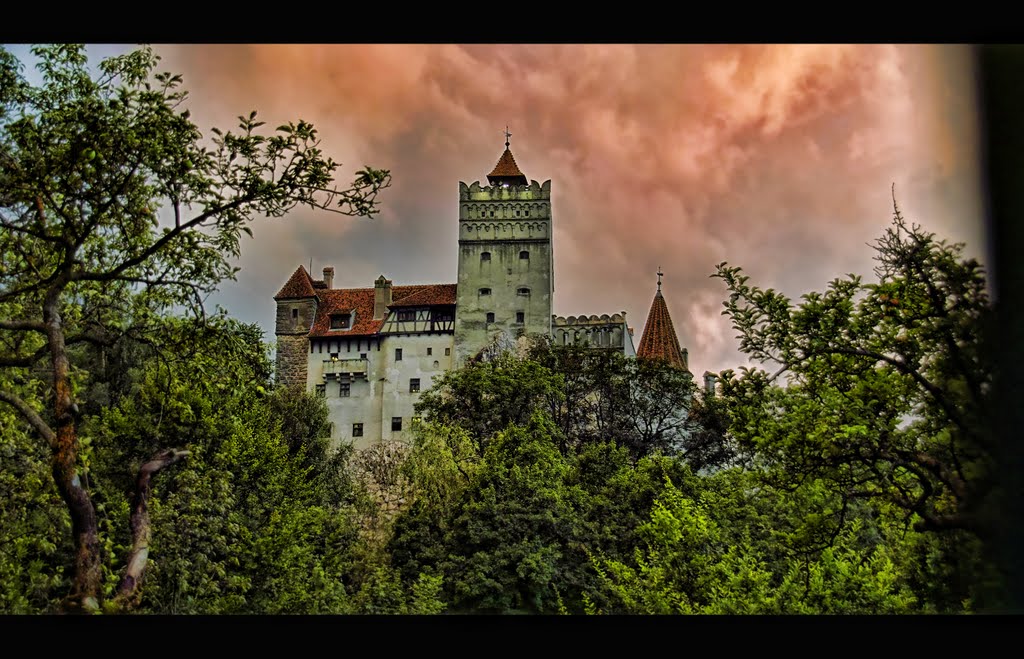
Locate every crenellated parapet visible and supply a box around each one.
[459,179,551,201]
[551,312,629,350]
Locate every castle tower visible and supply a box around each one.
[274,265,319,387]
[637,269,689,371]
[453,131,553,363]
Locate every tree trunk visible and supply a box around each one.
[45,297,102,614]
[113,448,190,611]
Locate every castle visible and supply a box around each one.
[274,137,689,449]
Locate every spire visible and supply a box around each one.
[487,127,528,187]
[637,273,688,371]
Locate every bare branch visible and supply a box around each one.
[0,388,56,448]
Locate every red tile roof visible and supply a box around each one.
[637,289,688,371]
[308,283,457,337]
[387,284,457,308]
[274,265,316,300]
[487,147,528,186]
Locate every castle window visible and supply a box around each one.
[427,347,433,356]
[481,252,491,262]
[445,348,451,356]
[516,210,520,217]
[339,380,350,397]
[392,417,403,432]
[395,348,403,361]
[489,211,494,217]
[486,312,495,323]
[397,309,415,322]
[516,312,525,324]
[360,352,367,360]
[330,313,351,330]
[410,378,420,393]
[479,288,491,296]
[520,250,529,260]
[433,360,440,368]
[315,384,326,398]
[291,308,298,320]
[517,287,530,296]
[525,209,530,217]
[352,423,363,437]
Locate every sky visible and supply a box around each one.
[7,44,989,376]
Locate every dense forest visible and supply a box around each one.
[0,45,1010,614]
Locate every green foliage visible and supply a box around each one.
[713,208,993,537]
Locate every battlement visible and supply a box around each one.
[553,312,627,326]
[459,179,551,201]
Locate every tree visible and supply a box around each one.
[0,44,390,612]
[713,199,994,553]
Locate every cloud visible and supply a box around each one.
[150,44,985,376]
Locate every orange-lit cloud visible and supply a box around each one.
[149,44,984,376]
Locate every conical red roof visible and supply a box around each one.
[487,147,528,186]
[637,288,688,370]
[274,265,316,300]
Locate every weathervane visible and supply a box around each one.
[504,126,511,148]
[657,267,664,292]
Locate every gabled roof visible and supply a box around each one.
[487,147,528,186]
[274,265,317,300]
[309,283,457,337]
[637,288,688,371]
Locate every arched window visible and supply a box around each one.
[519,250,529,260]
[481,252,491,262]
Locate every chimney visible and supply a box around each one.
[322,266,334,289]
[374,274,392,320]
[703,371,718,397]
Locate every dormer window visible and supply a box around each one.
[330,312,352,330]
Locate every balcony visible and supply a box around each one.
[322,358,367,377]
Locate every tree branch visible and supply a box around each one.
[0,388,56,448]
[112,447,190,610]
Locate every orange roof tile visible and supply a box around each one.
[274,265,316,300]
[637,289,688,371]
[388,284,457,308]
[487,147,528,186]
[309,283,457,337]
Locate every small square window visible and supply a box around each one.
[315,384,326,398]
[517,287,530,296]
[360,352,367,360]
[445,347,451,356]
[330,313,351,329]
[516,312,525,323]
[481,252,491,262]
[352,423,363,437]
[427,347,433,356]
[339,381,350,397]
[395,348,403,361]
[410,378,420,393]
[486,312,495,323]
[392,417,403,432]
